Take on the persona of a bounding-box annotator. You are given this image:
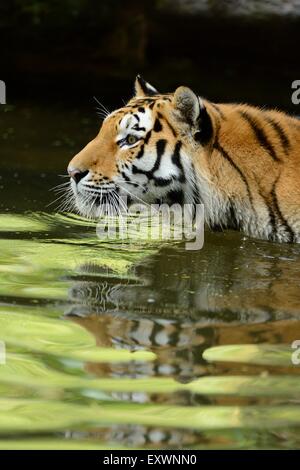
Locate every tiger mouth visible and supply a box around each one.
[74,185,135,216]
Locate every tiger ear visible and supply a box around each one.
[173,86,213,143]
[173,86,202,125]
[135,75,158,97]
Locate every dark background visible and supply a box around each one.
[1,0,300,111]
[1,0,300,213]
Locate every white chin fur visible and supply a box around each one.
[73,194,101,219]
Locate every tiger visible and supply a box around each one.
[67,75,300,243]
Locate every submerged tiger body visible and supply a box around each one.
[67,76,300,243]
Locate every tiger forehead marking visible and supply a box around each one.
[116,107,153,144]
[66,75,300,243]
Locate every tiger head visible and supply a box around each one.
[67,76,216,217]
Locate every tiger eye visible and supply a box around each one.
[127,134,138,145]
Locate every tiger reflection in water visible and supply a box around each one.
[66,235,300,366]
[64,236,300,448]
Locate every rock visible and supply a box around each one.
[159,0,300,18]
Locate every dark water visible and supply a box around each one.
[0,104,300,449]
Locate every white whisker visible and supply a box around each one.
[93,96,110,117]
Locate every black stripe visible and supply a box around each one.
[121,171,130,182]
[257,188,277,239]
[157,112,177,137]
[257,177,295,242]
[155,139,167,168]
[196,106,214,145]
[132,139,167,179]
[210,103,226,120]
[213,141,254,209]
[239,110,281,162]
[144,130,152,144]
[191,163,202,220]
[165,119,177,137]
[271,178,295,242]
[171,141,186,183]
[227,199,239,230]
[136,144,145,159]
[154,177,173,187]
[138,107,145,113]
[132,165,144,175]
[191,163,201,204]
[167,189,184,205]
[153,118,163,132]
[264,115,291,154]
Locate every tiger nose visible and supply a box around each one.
[68,166,89,184]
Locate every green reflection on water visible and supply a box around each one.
[1,131,300,449]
